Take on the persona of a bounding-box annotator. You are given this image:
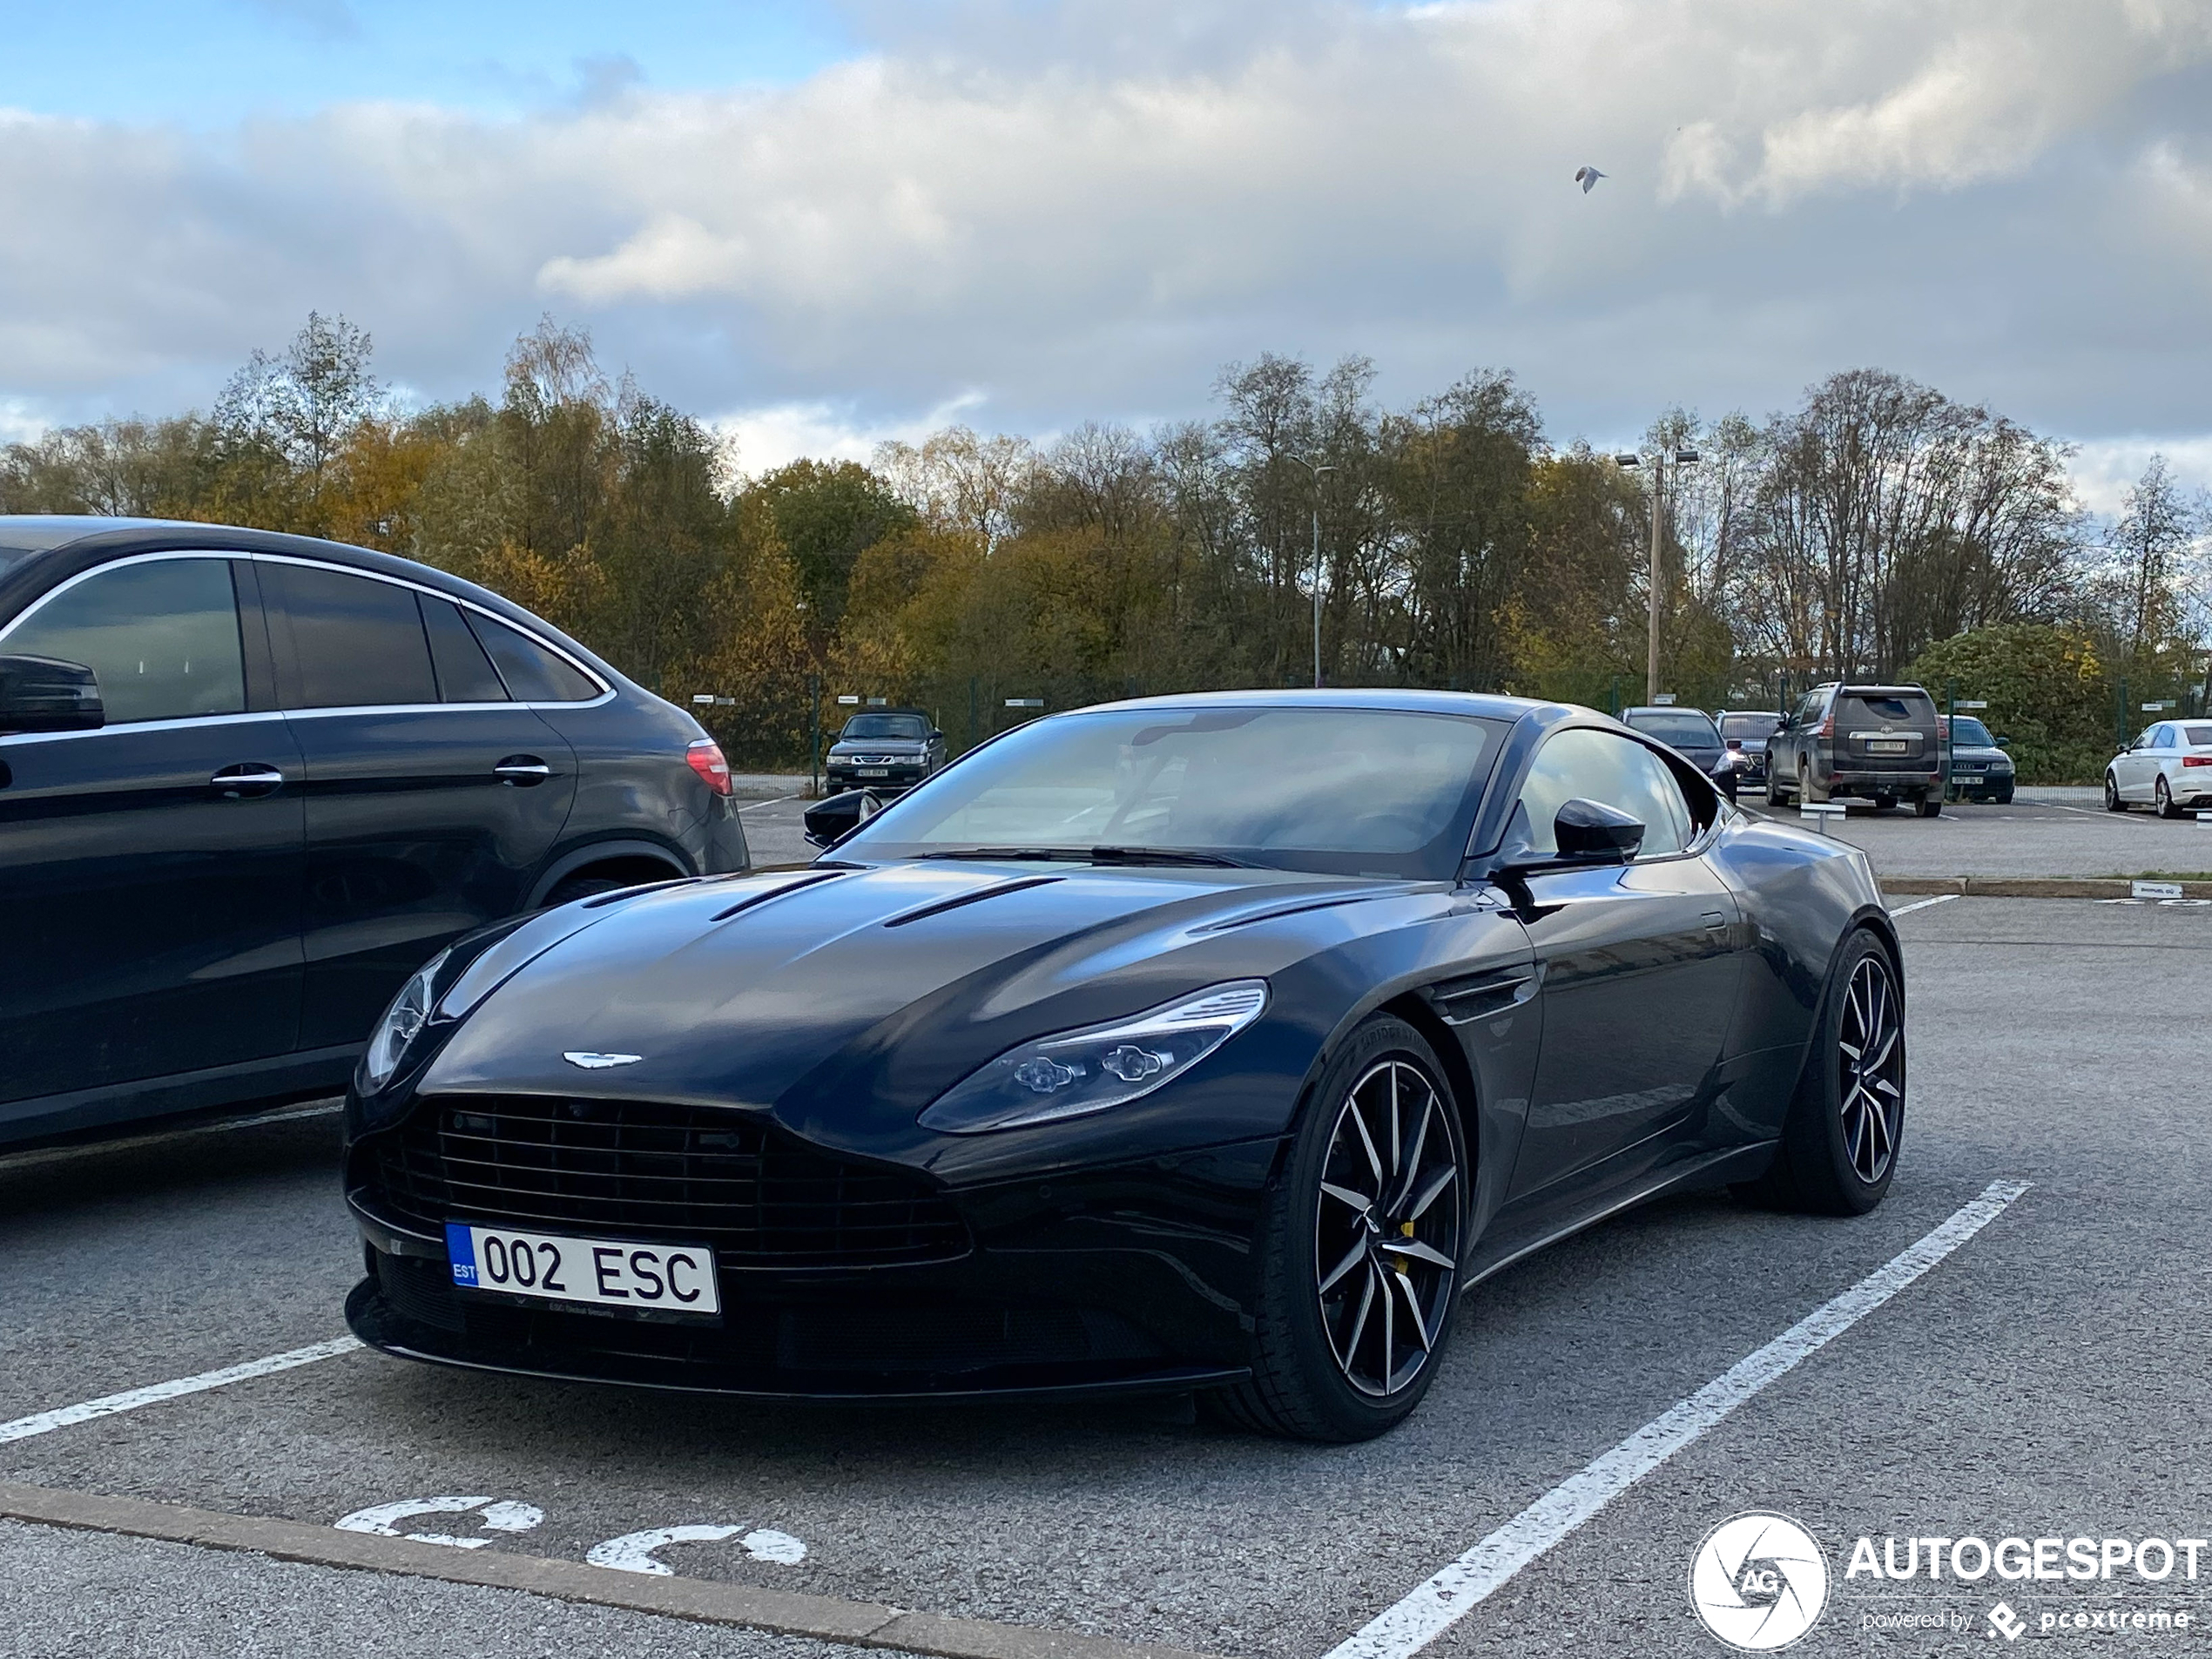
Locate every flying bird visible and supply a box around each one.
[1575,166,1606,193]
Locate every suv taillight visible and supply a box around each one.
[1816,717,1833,738]
[686,738,733,796]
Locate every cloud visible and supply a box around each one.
[713,389,987,477]
[3,0,2211,458]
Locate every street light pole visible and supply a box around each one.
[1287,455,1336,688]
[1617,444,1700,705]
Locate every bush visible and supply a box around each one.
[1906,624,2113,785]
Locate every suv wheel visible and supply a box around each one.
[1913,795,1941,818]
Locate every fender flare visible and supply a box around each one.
[526,836,695,908]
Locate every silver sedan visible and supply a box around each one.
[2105,719,2212,817]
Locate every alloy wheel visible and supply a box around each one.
[1835,956,1903,1184]
[1313,1059,1463,1398]
[2106,773,2124,812]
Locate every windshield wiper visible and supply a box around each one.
[914,845,1251,868]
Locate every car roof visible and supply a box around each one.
[1622,705,1716,720]
[0,515,183,556]
[1072,687,1549,721]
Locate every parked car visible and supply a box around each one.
[1716,710,1784,784]
[823,708,948,796]
[1938,714,2015,804]
[343,691,1900,1442]
[1620,705,1740,799]
[0,516,748,1147]
[1767,682,1945,816]
[2105,719,2212,817]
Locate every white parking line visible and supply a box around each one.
[0,1337,364,1447]
[0,1100,343,1175]
[1888,894,1960,918]
[737,795,797,812]
[1323,1179,2031,1659]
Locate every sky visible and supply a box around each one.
[3,0,2210,511]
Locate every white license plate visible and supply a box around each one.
[856,767,890,777]
[1867,739,1908,754]
[445,1222,720,1316]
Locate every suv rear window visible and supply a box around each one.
[1840,692,1932,725]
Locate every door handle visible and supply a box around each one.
[212,764,287,799]
[1701,911,1729,933]
[495,755,553,786]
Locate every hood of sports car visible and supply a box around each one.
[421,860,1415,1134]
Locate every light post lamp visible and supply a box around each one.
[1614,446,1701,704]
[1286,455,1336,688]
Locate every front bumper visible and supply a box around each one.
[343,1131,1277,1401]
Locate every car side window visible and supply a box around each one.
[1515,728,1689,860]
[264,562,438,710]
[421,597,509,704]
[0,557,246,725]
[2154,725,2175,749]
[462,611,600,703]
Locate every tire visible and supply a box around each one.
[2105,772,2127,812]
[2156,777,2182,819]
[1749,930,1904,1216]
[1202,1015,1468,1441]
[1994,787,2014,806]
[543,873,631,907]
[1799,759,1828,806]
[1873,795,1898,813]
[1913,795,1941,818]
[1765,764,1787,807]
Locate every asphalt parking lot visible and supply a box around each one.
[4,886,2205,1659]
[1736,787,2212,880]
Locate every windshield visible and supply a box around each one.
[838,705,1508,879]
[1719,713,1780,741]
[1948,717,1994,746]
[1626,711,1720,746]
[841,713,929,740]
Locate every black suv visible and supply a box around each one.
[1766,681,1945,815]
[0,516,748,1146]
[823,708,947,795]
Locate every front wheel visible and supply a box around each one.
[1750,931,1904,1216]
[2106,772,2127,812]
[1204,1015,1467,1441]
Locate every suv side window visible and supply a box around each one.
[264,562,437,710]
[1516,728,1690,860]
[0,557,246,725]
[1794,690,1826,729]
[421,597,509,704]
[462,610,600,703]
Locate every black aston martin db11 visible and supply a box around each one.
[342,691,1904,1440]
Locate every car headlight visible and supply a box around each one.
[358,948,451,1095]
[919,980,1270,1134]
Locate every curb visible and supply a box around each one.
[1879,876,2212,900]
[0,1482,1225,1659]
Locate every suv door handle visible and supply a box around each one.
[495,755,553,786]
[212,764,287,799]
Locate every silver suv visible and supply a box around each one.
[1766,682,1945,817]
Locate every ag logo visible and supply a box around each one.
[1689,1512,1829,1650]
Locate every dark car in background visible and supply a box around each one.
[1767,682,1945,816]
[1620,705,1739,799]
[1716,710,1783,785]
[342,691,1902,1442]
[0,516,748,1147]
[1939,715,2015,804]
[823,708,947,796]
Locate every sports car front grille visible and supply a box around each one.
[362,1095,971,1270]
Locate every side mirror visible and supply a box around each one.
[0,653,103,736]
[1554,798,1645,863]
[1993,736,2011,750]
[803,788,884,849]
[929,728,945,740]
